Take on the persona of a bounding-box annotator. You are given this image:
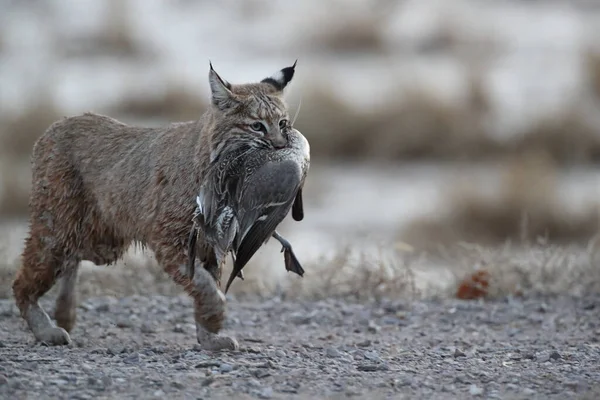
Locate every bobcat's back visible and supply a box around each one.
[33,112,208,241]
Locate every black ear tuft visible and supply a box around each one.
[261,60,297,92]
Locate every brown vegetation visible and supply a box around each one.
[2,238,597,303]
[312,15,387,54]
[294,85,600,164]
[110,85,208,122]
[0,96,62,160]
[305,1,397,54]
[445,240,600,299]
[402,153,600,248]
[57,0,147,59]
[456,269,490,300]
[0,159,31,219]
[585,49,600,100]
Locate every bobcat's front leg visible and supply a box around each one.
[151,238,238,351]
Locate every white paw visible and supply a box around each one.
[36,327,72,346]
[198,335,239,351]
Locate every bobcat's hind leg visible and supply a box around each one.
[151,237,238,351]
[54,264,79,333]
[13,229,78,346]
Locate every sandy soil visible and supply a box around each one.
[0,293,598,399]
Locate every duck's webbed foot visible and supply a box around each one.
[272,231,305,277]
[231,253,244,280]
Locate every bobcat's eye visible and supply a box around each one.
[249,122,267,134]
[279,119,288,130]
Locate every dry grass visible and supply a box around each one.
[0,96,62,218]
[585,50,600,100]
[0,96,62,160]
[294,85,495,162]
[294,85,600,164]
[311,15,387,54]
[0,159,31,219]
[2,220,598,303]
[441,239,600,299]
[402,154,600,249]
[111,85,208,122]
[57,0,147,59]
[511,110,600,164]
[304,0,397,54]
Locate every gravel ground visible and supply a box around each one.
[0,293,599,400]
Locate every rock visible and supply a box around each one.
[87,377,98,386]
[219,363,233,373]
[454,348,466,358]
[258,387,273,399]
[140,323,156,334]
[95,303,110,312]
[289,312,311,325]
[173,324,185,333]
[275,350,286,358]
[326,347,343,358]
[195,361,221,369]
[548,351,561,361]
[108,346,125,356]
[252,369,271,379]
[101,376,113,387]
[367,320,380,334]
[469,385,484,396]
[357,364,389,372]
[171,380,185,390]
[363,350,381,362]
[0,374,8,385]
[124,353,140,364]
[116,319,133,329]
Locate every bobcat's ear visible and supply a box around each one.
[261,60,297,93]
[208,62,236,110]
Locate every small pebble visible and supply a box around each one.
[258,387,273,399]
[454,348,466,358]
[367,321,381,334]
[549,351,561,361]
[469,385,484,396]
[363,350,380,361]
[219,363,233,373]
[116,319,133,329]
[171,381,185,390]
[124,353,140,364]
[275,350,286,358]
[326,347,343,358]
[95,303,110,312]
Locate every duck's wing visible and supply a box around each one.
[224,160,302,292]
[224,199,294,293]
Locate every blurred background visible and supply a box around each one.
[0,0,599,301]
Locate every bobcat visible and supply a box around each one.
[12,62,301,351]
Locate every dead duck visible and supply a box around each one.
[187,127,310,293]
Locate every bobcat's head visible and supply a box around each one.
[205,62,297,160]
